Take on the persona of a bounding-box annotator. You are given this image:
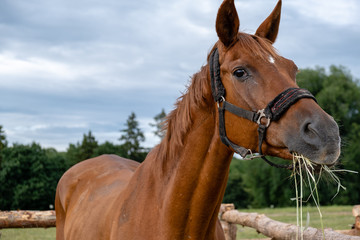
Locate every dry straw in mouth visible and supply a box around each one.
[291,153,358,240]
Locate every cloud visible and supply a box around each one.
[0,53,72,78]
[1,110,161,151]
[0,0,359,152]
[287,0,360,27]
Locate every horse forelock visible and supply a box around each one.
[237,33,279,60]
[209,32,279,62]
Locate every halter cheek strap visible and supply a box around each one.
[209,48,317,170]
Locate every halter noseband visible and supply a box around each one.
[209,48,317,170]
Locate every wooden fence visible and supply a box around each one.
[220,204,360,240]
[1,204,359,240]
[0,210,55,228]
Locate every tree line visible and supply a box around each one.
[0,65,359,210]
[0,110,166,210]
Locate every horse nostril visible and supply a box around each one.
[287,114,340,165]
[301,121,321,144]
[304,123,318,138]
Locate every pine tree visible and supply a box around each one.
[79,131,98,161]
[0,125,6,151]
[119,112,147,162]
[0,125,7,167]
[150,109,166,140]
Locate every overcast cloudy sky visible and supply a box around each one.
[0,0,359,151]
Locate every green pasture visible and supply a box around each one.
[0,205,355,239]
[236,205,354,239]
[0,228,55,240]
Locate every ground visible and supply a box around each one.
[0,205,355,239]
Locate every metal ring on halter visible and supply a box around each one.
[217,96,225,108]
[243,149,263,160]
[256,109,271,127]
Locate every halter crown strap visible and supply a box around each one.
[209,49,225,102]
[210,48,253,157]
[209,47,317,170]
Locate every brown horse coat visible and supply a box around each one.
[55,0,340,239]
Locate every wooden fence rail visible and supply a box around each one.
[219,204,360,240]
[0,210,55,229]
[1,205,359,240]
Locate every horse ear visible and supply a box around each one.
[255,0,282,44]
[216,0,240,47]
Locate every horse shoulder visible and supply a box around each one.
[56,154,140,213]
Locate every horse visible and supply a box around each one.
[55,0,341,239]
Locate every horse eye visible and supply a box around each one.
[233,69,249,80]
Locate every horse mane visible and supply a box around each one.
[152,64,213,168]
[152,32,278,168]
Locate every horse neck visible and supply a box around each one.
[152,66,234,238]
[166,114,233,238]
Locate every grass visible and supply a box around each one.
[0,206,355,239]
[0,228,56,240]
[235,205,355,239]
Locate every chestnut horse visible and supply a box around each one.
[55,0,340,239]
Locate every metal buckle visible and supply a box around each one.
[217,96,225,108]
[256,109,271,127]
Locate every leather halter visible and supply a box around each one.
[209,48,317,170]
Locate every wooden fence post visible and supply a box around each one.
[354,205,360,234]
[220,204,237,240]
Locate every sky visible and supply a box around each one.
[0,0,359,151]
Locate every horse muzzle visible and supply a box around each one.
[286,111,341,166]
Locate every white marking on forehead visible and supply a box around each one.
[268,55,275,64]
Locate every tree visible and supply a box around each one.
[0,125,7,167]
[0,143,66,210]
[93,141,126,157]
[223,159,250,208]
[79,130,98,161]
[0,125,6,151]
[297,65,360,136]
[119,112,147,162]
[66,131,99,166]
[66,142,81,167]
[237,157,295,208]
[150,109,167,140]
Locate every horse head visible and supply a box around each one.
[212,0,340,166]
